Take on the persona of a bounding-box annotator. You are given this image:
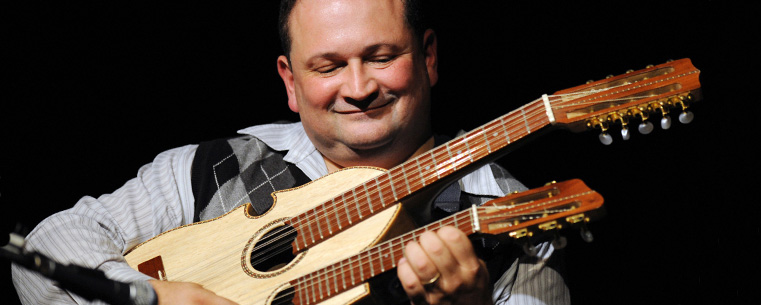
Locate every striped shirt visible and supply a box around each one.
[12,122,569,304]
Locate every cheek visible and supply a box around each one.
[379,59,417,92]
[296,75,341,110]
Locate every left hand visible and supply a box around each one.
[397,226,493,305]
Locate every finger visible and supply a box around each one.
[437,226,480,270]
[397,257,427,304]
[418,228,458,280]
[403,232,444,284]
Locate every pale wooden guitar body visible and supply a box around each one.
[125,167,414,305]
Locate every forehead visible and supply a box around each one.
[288,0,411,59]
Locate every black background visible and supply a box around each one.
[3,1,759,304]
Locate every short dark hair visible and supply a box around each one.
[278,0,426,60]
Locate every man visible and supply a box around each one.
[13,0,569,304]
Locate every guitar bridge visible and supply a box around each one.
[137,256,167,281]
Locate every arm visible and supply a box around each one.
[12,145,197,304]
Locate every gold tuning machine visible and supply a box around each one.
[587,118,613,145]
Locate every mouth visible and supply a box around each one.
[333,99,394,114]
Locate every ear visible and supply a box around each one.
[422,29,438,86]
[277,55,299,113]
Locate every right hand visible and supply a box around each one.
[148,280,238,305]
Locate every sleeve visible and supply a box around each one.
[11,144,198,304]
[483,163,571,305]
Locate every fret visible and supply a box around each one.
[315,207,324,239]
[363,183,373,214]
[430,150,440,179]
[310,276,317,303]
[484,120,504,149]
[307,212,316,243]
[499,115,512,144]
[333,198,342,230]
[351,255,365,285]
[300,278,308,305]
[352,257,358,286]
[343,193,352,225]
[401,163,412,194]
[445,142,454,169]
[463,135,474,163]
[294,215,306,251]
[449,140,468,171]
[521,108,531,133]
[387,172,398,201]
[324,201,333,235]
[466,130,488,162]
[481,125,492,153]
[352,188,362,220]
[340,260,347,289]
[376,246,385,272]
[332,264,338,293]
[389,242,396,268]
[374,177,385,208]
[415,158,426,187]
[368,248,375,277]
[317,272,324,301]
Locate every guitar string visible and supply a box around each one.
[276,194,587,304]
[245,101,549,260]
[183,71,684,294]
[292,193,587,289]
[266,67,688,295]
[243,101,545,249]
[164,102,551,282]
[173,94,599,282]
[249,80,677,267]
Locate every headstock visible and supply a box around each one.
[476,179,604,249]
[547,58,701,144]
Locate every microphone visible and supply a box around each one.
[2,232,157,305]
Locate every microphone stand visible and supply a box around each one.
[2,232,157,305]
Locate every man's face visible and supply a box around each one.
[278,0,438,168]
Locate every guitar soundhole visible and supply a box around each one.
[251,224,298,272]
[271,287,295,305]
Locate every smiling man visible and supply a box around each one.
[12,0,569,304]
[277,0,436,172]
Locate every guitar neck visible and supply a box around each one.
[287,179,603,305]
[289,99,553,251]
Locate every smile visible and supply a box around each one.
[334,99,394,114]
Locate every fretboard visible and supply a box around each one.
[290,208,477,305]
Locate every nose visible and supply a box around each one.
[341,60,379,105]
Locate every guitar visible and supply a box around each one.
[124,58,701,304]
[273,178,604,305]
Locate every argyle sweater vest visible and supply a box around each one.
[189,134,488,223]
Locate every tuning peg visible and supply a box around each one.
[638,121,654,134]
[673,95,694,124]
[580,224,594,243]
[631,108,654,134]
[611,113,631,141]
[522,241,538,256]
[551,234,567,249]
[651,102,671,130]
[620,126,631,140]
[661,116,672,130]
[599,132,613,145]
[679,111,694,124]
[588,119,613,145]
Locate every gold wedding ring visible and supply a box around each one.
[422,272,441,289]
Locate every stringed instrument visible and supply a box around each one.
[124,58,701,304]
[274,178,604,305]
